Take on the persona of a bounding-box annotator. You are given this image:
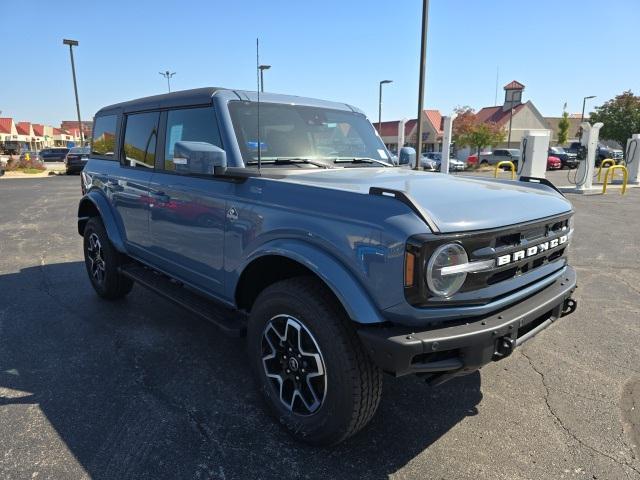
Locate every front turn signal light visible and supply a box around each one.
[404,252,416,287]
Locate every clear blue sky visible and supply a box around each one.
[3,0,638,126]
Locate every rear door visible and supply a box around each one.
[109,111,159,256]
[148,106,231,295]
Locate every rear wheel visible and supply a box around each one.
[83,217,133,299]
[247,277,382,446]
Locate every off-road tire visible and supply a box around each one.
[83,217,133,300]
[247,277,382,446]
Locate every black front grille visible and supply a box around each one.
[405,213,572,307]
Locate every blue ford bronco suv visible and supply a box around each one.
[78,87,577,445]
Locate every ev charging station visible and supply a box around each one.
[440,115,455,174]
[517,129,551,179]
[625,133,640,185]
[573,122,603,192]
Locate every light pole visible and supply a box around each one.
[579,95,596,142]
[507,107,514,148]
[378,80,393,137]
[414,0,429,169]
[258,64,271,92]
[63,39,84,145]
[159,71,176,93]
[581,95,596,124]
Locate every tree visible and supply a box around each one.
[453,107,506,160]
[590,90,640,147]
[557,111,570,145]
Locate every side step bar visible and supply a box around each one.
[120,264,246,337]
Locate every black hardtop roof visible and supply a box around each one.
[95,87,227,115]
[94,87,362,117]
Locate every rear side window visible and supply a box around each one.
[92,115,117,158]
[122,112,159,169]
[163,107,222,172]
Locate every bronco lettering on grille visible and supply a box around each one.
[496,234,568,267]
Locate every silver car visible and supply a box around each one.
[479,148,521,166]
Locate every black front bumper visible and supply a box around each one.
[358,266,577,383]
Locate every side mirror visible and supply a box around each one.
[399,147,416,166]
[173,141,227,176]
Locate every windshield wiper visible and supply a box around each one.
[246,157,330,169]
[332,157,390,166]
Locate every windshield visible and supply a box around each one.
[551,147,565,154]
[228,101,391,167]
[70,147,90,154]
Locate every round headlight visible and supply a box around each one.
[426,243,469,297]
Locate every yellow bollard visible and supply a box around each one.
[494,161,516,180]
[602,165,628,195]
[597,158,616,182]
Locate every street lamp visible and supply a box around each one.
[579,95,596,143]
[159,71,176,93]
[414,0,430,169]
[258,64,271,92]
[378,80,393,137]
[581,95,596,124]
[62,39,84,145]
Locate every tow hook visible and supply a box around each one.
[493,336,516,360]
[562,297,577,317]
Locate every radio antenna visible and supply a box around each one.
[256,37,262,170]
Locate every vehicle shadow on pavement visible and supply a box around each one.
[0,261,483,480]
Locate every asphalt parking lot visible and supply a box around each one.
[1,175,639,480]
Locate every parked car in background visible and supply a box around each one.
[596,143,623,165]
[1,140,22,155]
[65,146,90,174]
[420,155,438,171]
[548,147,578,169]
[547,155,562,170]
[566,142,623,166]
[40,147,70,162]
[479,149,521,167]
[420,152,465,172]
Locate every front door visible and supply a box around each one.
[147,106,230,296]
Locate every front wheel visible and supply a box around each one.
[83,217,133,299]
[247,277,382,446]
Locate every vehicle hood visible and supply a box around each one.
[275,168,572,233]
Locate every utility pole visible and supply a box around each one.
[414,0,429,169]
[63,39,84,144]
[159,71,176,93]
[378,79,393,136]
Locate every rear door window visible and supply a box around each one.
[122,112,159,169]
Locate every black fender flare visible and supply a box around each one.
[77,190,126,253]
